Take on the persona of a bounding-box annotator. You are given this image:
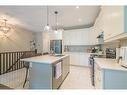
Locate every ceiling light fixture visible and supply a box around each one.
[76,6,79,9]
[0,19,10,34]
[54,11,58,34]
[44,6,51,32]
[78,18,82,22]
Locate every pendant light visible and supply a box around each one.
[54,11,58,34]
[44,6,51,32]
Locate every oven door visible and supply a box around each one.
[89,58,95,86]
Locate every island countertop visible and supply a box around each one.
[21,54,69,64]
[94,58,127,71]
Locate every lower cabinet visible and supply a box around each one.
[29,56,70,89]
[62,56,70,81]
[94,63,103,89]
[95,62,127,89]
[65,52,90,66]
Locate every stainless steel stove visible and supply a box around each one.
[89,55,95,86]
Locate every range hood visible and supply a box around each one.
[104,33,127,43]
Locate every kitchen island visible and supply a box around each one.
[21,54,70,89]
[94,58,127,89]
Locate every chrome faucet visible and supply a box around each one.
[50,48,55,55]
[117,56,122,64]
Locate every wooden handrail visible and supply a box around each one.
[0,51,35,54]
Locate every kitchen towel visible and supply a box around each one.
[55,62,62,79]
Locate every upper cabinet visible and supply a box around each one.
[63,28,95,45]
[94,6,127,43]
[103,6,124,40]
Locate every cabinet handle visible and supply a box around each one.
[53,66,56,77]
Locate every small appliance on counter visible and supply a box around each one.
[106,48,116,59]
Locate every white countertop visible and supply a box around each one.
[90,53,106,56]
[94,58,127,71]
[21,54,69,64]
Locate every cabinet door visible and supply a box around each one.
[102,6,124,40]
[72,53,79,65]
[62,56,70,81]
[93,11,104,43]
[63,31,71,45]
[79,53,90,66]
[95,63,103,89]
[63,28,94,45]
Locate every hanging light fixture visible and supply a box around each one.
[44,6,51,32]
[0,19,10,34]
[54,11,58,34]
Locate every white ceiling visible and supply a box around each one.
[0,6,100,32]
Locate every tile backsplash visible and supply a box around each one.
[64,45,95,52]
[120,39,127,47]
[64,39,127,53]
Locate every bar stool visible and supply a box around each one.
[23,62,29,88]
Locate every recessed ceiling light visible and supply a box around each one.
[54,30,58,34]
[76,6,79,9]
[57,22,59,25]
[78,18,82,22]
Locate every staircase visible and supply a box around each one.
[0,51,40,89]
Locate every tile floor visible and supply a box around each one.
[0,68,26,89]
[60,65,94,89]
[0,65,94,89]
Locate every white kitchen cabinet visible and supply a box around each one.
[94,63,103,89]
[93,8,104,44]
[63,28,95,45]
[79,53,90,66]
[94,6,126,42]
[94,61,127,89]
[63,30,71,45]
[65,52,90,66]
[102,6,124,40]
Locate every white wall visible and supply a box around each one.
[35,32,43,53]
[0,26,35,52]
[42,31,50,53]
